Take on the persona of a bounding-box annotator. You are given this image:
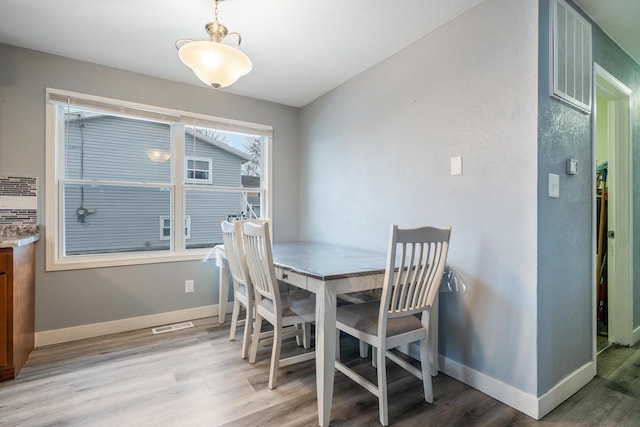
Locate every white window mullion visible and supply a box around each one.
[173,124,185,251]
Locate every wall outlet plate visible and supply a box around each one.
[185,280,194,293]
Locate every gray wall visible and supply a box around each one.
[299,0,539,395]
[0,43,300,331]
[537,0,640,394]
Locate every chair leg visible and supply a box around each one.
[376,346,389,426]
[229,300,241,341]
[372,346,377,368]
[295,324,303,347]
[268,325,283,389]
[359,341,369,358]
[241,302,252,359]
[419,337,434,403]
[249,313,263,364]
[303,322,311,349]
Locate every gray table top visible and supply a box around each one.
[272,242,387,281]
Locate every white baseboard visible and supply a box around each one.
[537,360,594,419]
[438,355,539,418]
[399,341,595,419]
[35,304,223,347]
[439,355,595,420]
[632,325,640,346]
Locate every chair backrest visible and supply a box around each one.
[380,225,451,325]
[221,220,250,292]
[240,221,281,307]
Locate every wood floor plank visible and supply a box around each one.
[0,317,638,426]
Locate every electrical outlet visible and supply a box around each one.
[185,280,194,293]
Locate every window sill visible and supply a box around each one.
[45,248,218,272]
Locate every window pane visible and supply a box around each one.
[63,184,172,255]
[184,127,263,188]
[194,160,209,170]
[64,107,171,183]
[194,171,208,180]
[184,190,261,249]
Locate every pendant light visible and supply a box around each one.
[176,0,252,89]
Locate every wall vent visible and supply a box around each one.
[151,321,194,335]
[550,0,592,113]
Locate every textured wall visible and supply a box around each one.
[0,43,300,331]
[537,0,640,394]
[300,0,539,394]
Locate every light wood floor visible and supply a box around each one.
[1,316,638,426]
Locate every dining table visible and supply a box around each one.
[209,241,441,427]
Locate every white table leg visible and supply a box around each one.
[316,286,337,427]
[218,262,229,324]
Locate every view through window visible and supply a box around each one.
[46,89,270,269]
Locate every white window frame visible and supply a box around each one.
[45,88,272,271]
[159,216,191,240]
[185,156,212,184]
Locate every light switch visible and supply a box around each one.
[566,158,579,175]
[549,173,560,198]
[451,156,462,176]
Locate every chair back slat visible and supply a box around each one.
[241,221,279,304]
[221,221,249,290]
[382,225,451,321]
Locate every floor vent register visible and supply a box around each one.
[151,321,194,335]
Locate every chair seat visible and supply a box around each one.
[259,293,315,321]
[337,301,424,337]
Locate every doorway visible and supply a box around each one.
[593,64,632,356]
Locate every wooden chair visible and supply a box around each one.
[335,224,451,426]
[221,220,254,359]
[241,221,315,389]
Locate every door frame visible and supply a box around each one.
[592,63,633,362]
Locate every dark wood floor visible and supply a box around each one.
[0,316,638,426]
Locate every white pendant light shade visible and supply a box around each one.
[178,40,252,89]
[176,0,252,89]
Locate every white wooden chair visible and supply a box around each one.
[221,220,256,359]
[241,221,315,389]
[335,224,451,426]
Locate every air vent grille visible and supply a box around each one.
[151,321,194,335]
[551,0,592,113]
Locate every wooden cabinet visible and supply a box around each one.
[0,243,35,381]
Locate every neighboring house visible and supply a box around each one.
[63,114,252,254]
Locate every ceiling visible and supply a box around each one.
[574,0,640,67]
[0,1,637,108]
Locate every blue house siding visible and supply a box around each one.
[64,115,249,254]
[65,115,171,183]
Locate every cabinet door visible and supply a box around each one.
[0,275,7,367]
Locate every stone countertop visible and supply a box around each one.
[0,224,40,248]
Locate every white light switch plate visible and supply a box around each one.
[549,173,559,198]
[451,156,462,176]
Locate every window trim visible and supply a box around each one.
[45,88,272,271]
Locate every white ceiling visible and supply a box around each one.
[0,0,637,108]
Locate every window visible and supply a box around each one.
[160,216,191,241]
[46,88,272,270]
[185,157,212,183]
